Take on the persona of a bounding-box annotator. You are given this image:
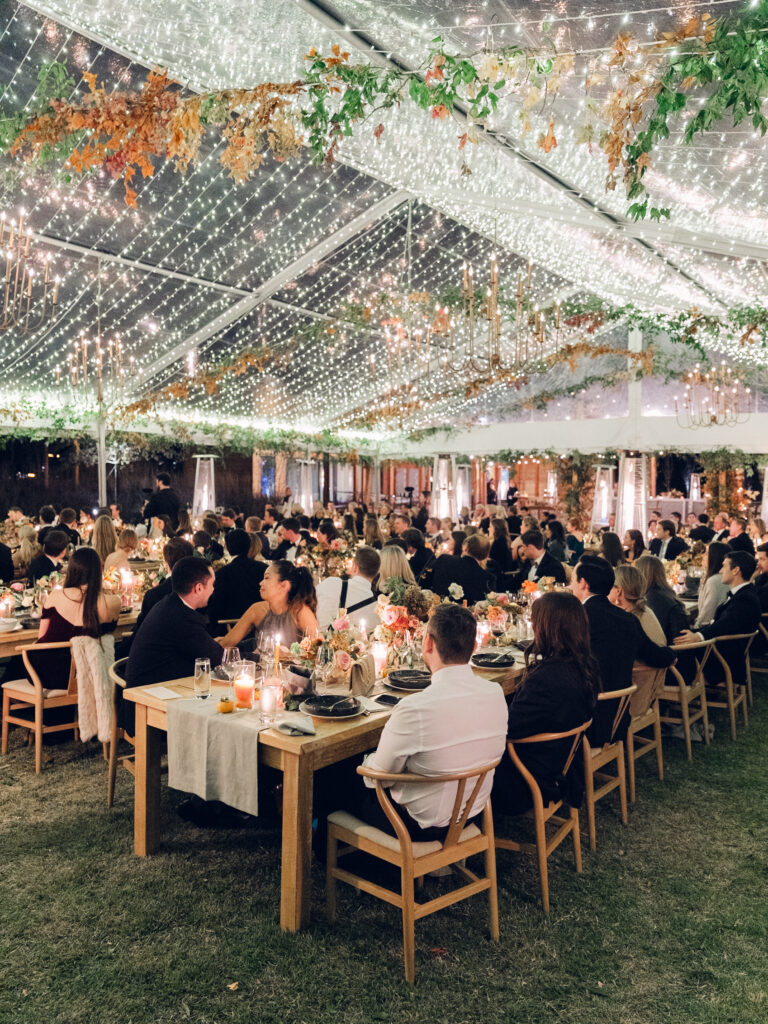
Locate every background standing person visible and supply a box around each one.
[143,472,181,531]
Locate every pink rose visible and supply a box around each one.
[497,594,510,605]
[332,615,350,632]
[10,582,24,592]
[334,649,351,671]
[330,538,341,550]
[381,605,399,627]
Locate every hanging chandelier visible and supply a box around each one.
[0,210,60,332]
[674,361,751,429]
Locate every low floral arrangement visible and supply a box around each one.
[297,537,354,580]
[474,592,524,626]
[380,576,435,619]
[0,580,36,611]
[290,615,367,680]
[521,576,556,594]
[102,565,166,599]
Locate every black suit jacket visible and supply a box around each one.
[430,554,490,604]
[409,547,435,582]
[28,553,62,583]
[495,658,595,815]
[754,573,768,613]
[584,596,674,745]
[644,586,689,643]
[649,536,688,560]
[727,532,755,554]
[144,487,181,529]
[206,555,266,630]
[689,525,715,544]
[699,584,761,686]
[136,577,173,632]
[0,541,13,583]
[514,550,567,591]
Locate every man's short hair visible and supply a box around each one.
[465,533,490,560]
[225,529,251,557]
[163,537,194,570]
[353,545,380,579]
[59,507,77,525]
[245,516,262,532]
[171,556,213,595]
[659,519,676,536]
[43,530,69,556]
[757,542,768,554]
[427,604,477,664]
[156,472,171,487]
[521,528,544,550]
[282,517,299,534]
[401,527,425,551]
[725,550,756,581]
[192,530,211,550]
[202,517,220,537]
[575,554,615,596]
[731,516,746,532]
[394,513,409,525]
[8,505,22,514]
[38,505,56,524]
[698,513,710,524]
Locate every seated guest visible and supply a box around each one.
[545,520,568,563]
[755,543,768,612]
[446,534,494,605]
[391,513,409,538]
[514,529,567,589]
[206,529,267,631]
[272,517,305,562]
[150,514,176,541]
[401,528,435,582]
[0,537,14,584]
[649,519,688,560]
[565,517,584,565]
[429,531,467,596]
[689,513,715,544]
[104,529,139,573]
[36,505,58,546]
[748,518,768,546]
[192,529,215,561]
[712,512,729,542]
[29,530,69,583]
[222,561,318,649]
[134,537,194,633]
[634,555,689,642]
[600,531,626,568]
[424,517,442,544]
[571,556,674,744]
[92,514,118,567]
[362,514,385,551]
[320,604,507,847]
[490,519,515,573]
[58,507,82,547]
[623,529,646,563]
[694,541,730,627]
[377,543,417,594]
[495,591,598,816]
[727,516,755,554]
[220,508,237,534]
[12,524,41,575]
[202,516,224,559]
[176,509,193,536]
[315,519,339,552]
[316,546,380,630]
[675,551,761,646]
[35,547,121,688]
[245,515,271,560]
[122,557,224,731]
[609,564,666,645]
[638,557,692,643]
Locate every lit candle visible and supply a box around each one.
[273,634,281,673]
[233,673,253,710]
[1,595,14,618]
[359,619,368,643]
[371,642,388,677]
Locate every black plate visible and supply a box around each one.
[387,670,431,691]
[375,693,401,706]
[300,695,362,718]
[472,652,517,668]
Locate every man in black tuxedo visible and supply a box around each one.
[754,543,768,612]
[401,528,435,582]
[133,537,194,634]
[513,529,567,589]
[649,519,688,560]
[206,529,266,631]
[433,533,493,604]
[28,530,69,583]
[143,471,181,530]
[121,557,224,733]
[711,512,730,542]
[688,513,715,544]
[272,518,305,562]
[572,556,674,745]
[727,516,755,554]
[58,507,82,547]
[36,505,57,546]
[676,551,761,648]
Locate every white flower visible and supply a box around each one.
[448,583,464,600]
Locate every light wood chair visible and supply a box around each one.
[583,685,636,851]
[495,719,592,913]
[326,760,500,983]
[106,657,134,806]
[627,666,666,804]
[705,632,756,739]
[659,640,713,759]
[1,642,78,773]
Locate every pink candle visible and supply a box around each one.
[233,674,253,709]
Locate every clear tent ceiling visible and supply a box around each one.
[0,0,765,436]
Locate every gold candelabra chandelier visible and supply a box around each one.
[674,361,751,429]
[1,210,60,332]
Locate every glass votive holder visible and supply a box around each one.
[232,662,257,709]
[260,677,282,725]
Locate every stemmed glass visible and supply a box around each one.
[313,643,334,695]
[221,646,241,699]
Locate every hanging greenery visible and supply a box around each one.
[3,5,768,219]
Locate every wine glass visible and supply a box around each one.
[221,646,241,698]
[313,643,334,695]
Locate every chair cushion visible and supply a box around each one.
[2,678,68,699]
[327,810,481,856]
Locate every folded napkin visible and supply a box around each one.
[151,686,185,700]
[276,712,316,736]
[350,654,376,696]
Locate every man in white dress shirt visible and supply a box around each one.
[315,547,380,629]
[354,603,507,839]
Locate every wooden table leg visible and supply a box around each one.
[133,704,163,856]
[280,750,314,932]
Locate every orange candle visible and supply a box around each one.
[233,674,253,710]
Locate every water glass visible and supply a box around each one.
[221,647,241,698]
[193,658,212,700]
[260,679,282,725]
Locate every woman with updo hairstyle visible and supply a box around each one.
[608,563,666,645]
[104,528,139,573]
[222,560,318,648]
[494,590,598,817]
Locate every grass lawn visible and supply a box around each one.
[1,676,767,1024]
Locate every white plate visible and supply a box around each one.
[0,620,22,633]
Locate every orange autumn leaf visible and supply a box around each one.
[537,120,557,153]
[373,122,385,143]
[431,104,449,119]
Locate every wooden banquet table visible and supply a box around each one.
[124,660,523,933]
[0,607,139,651]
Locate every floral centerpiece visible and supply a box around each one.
[474,592,523,628]
[290,614,367,684]
[297,536,352,581]
[521,576,557,595]
[374,579,435,673]
[0,580,36,614]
